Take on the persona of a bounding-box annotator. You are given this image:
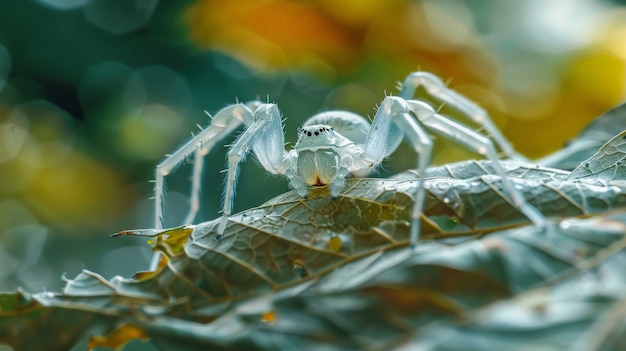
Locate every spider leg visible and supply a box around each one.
[406,99,547,239]
[218,103,287,238]
[399,71,526,161]
[184,149,204,224]
[360,96,433,248]
[154,103,258,229]
[283,149,309,198]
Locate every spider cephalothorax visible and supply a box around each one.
[154,72,546,247]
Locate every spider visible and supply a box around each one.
[154,71,546,248]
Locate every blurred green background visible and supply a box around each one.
[1,0,626,301]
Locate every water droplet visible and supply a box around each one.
[453,203,466,218]
[436,181,451,191]
[443,197,452,204]
[501,161,518,172]
[482,174,499,182]
[456,183,470,191]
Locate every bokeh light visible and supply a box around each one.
[0,44,10,93]
[83,0,158,34]
[79,63,191,160]
[37,0,88,11]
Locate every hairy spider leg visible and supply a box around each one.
[399,71,526,161]
[184,101,264,226]
[154,102,260,230]
[405,99,547,246]
[218,103,287,238]
[360,96,433,249]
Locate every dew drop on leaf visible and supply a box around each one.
[436,181,451,190]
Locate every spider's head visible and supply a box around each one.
[297,124,333,137]
[295,124,347,151]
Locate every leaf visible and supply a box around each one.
[120,212,626,350]
[105,160,626,308]
[405,213,626,351]
[88,323,149,351]
[0,288,125,351]
[538,102,626,170]
[567,130,626,181]
[3,115,626,350]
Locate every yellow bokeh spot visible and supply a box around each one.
[566,48,626,106]
[328,236,342,252]
[118,104,184,160]
[19,150,130,232]
[261,309,278,325]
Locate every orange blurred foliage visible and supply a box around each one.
[184,0,626,158]
[88,323,149,351]
[184,0,492,80]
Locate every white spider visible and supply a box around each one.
[154,71,546,248]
